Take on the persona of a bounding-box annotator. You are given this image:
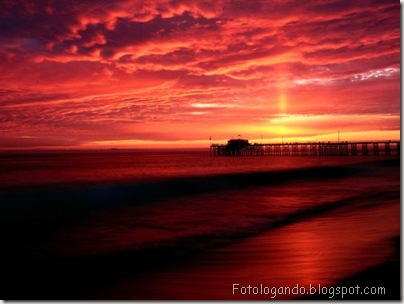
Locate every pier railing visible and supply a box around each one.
[210,141,400,157]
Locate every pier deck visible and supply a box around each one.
[210,140,400,157]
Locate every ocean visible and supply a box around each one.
[0,150,400,300]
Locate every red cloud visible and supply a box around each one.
[0,0,400,148]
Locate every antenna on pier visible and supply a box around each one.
[209,136,212,145]
[338,131,340,143]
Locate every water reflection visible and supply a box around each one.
[101,201,398,300]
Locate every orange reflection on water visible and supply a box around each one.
[100,197,399,300]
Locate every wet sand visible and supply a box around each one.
[99,193,400,300]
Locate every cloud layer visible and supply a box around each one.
[0,0,400,148]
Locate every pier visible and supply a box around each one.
[210,139,400,157]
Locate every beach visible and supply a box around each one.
[0,150,400,300]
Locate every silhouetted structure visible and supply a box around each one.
[222,139,251,156]
[210,139,400,157]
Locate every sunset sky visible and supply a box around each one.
[0,0,400,149]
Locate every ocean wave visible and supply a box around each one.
[0,158,398,226]
[2,187,399,299]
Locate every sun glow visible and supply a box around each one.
[277,69,290,114]
[278,90,288,114]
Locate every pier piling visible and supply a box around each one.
[210,139,400,157]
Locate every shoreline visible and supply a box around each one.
[1,156,400,300]
[304,236,400,300]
